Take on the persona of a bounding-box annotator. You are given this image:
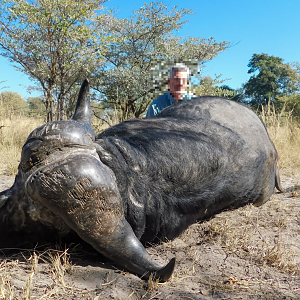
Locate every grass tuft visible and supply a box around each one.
[0,260,15,300]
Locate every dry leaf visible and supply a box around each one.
[200,289,209,296]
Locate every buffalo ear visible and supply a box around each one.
[72,79,91,126]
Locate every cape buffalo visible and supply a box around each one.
[0,80,283,282]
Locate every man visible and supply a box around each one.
[146,63,194,117]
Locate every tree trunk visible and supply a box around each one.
[267,97,271,116]
[57,91,65,121]
[45,89,55,122]
[56,52,66,121]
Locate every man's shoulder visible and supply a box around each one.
[152,91,169,103]
[146,92,170,118]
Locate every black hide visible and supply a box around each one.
[96,97,282,243]
[0,91,282,281]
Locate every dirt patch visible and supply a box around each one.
[1,171,300,299]
[0,176,15,191]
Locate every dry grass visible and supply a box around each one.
[0,116,44,175]
[0,248,83,300]
[0,260,15,300]
[259,104,300,170]
[1,104,300,176]
[42,249,71,287]
[198,200,300,275]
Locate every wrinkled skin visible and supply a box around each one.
[0,80,283,282]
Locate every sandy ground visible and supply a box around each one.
[0,171,300,300]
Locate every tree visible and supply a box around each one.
[0,91,28,118]
[291,61,300,92]
[243,53,299,111]
[27,96,46,118]
[231,88,247,103]
[0,0,109,121]
[92,2,230,120]
[194,76,237,99]
[272,92,300,121]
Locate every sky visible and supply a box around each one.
[0,0,299,99]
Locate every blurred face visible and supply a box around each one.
[168,70,188,102]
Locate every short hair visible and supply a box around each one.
[169,63,190,79]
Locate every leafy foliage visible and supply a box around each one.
[0,1,230,121]
[275,94,300,121]
[27,97,46,119]
[92,2,230,120]
[243,53,299,108]
[194,76,237,99]
[0,91,28,117]
[0,0,109,121]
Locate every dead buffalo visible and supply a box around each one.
[0,80,283,282]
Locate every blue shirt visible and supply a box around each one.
[146,91,194,118]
